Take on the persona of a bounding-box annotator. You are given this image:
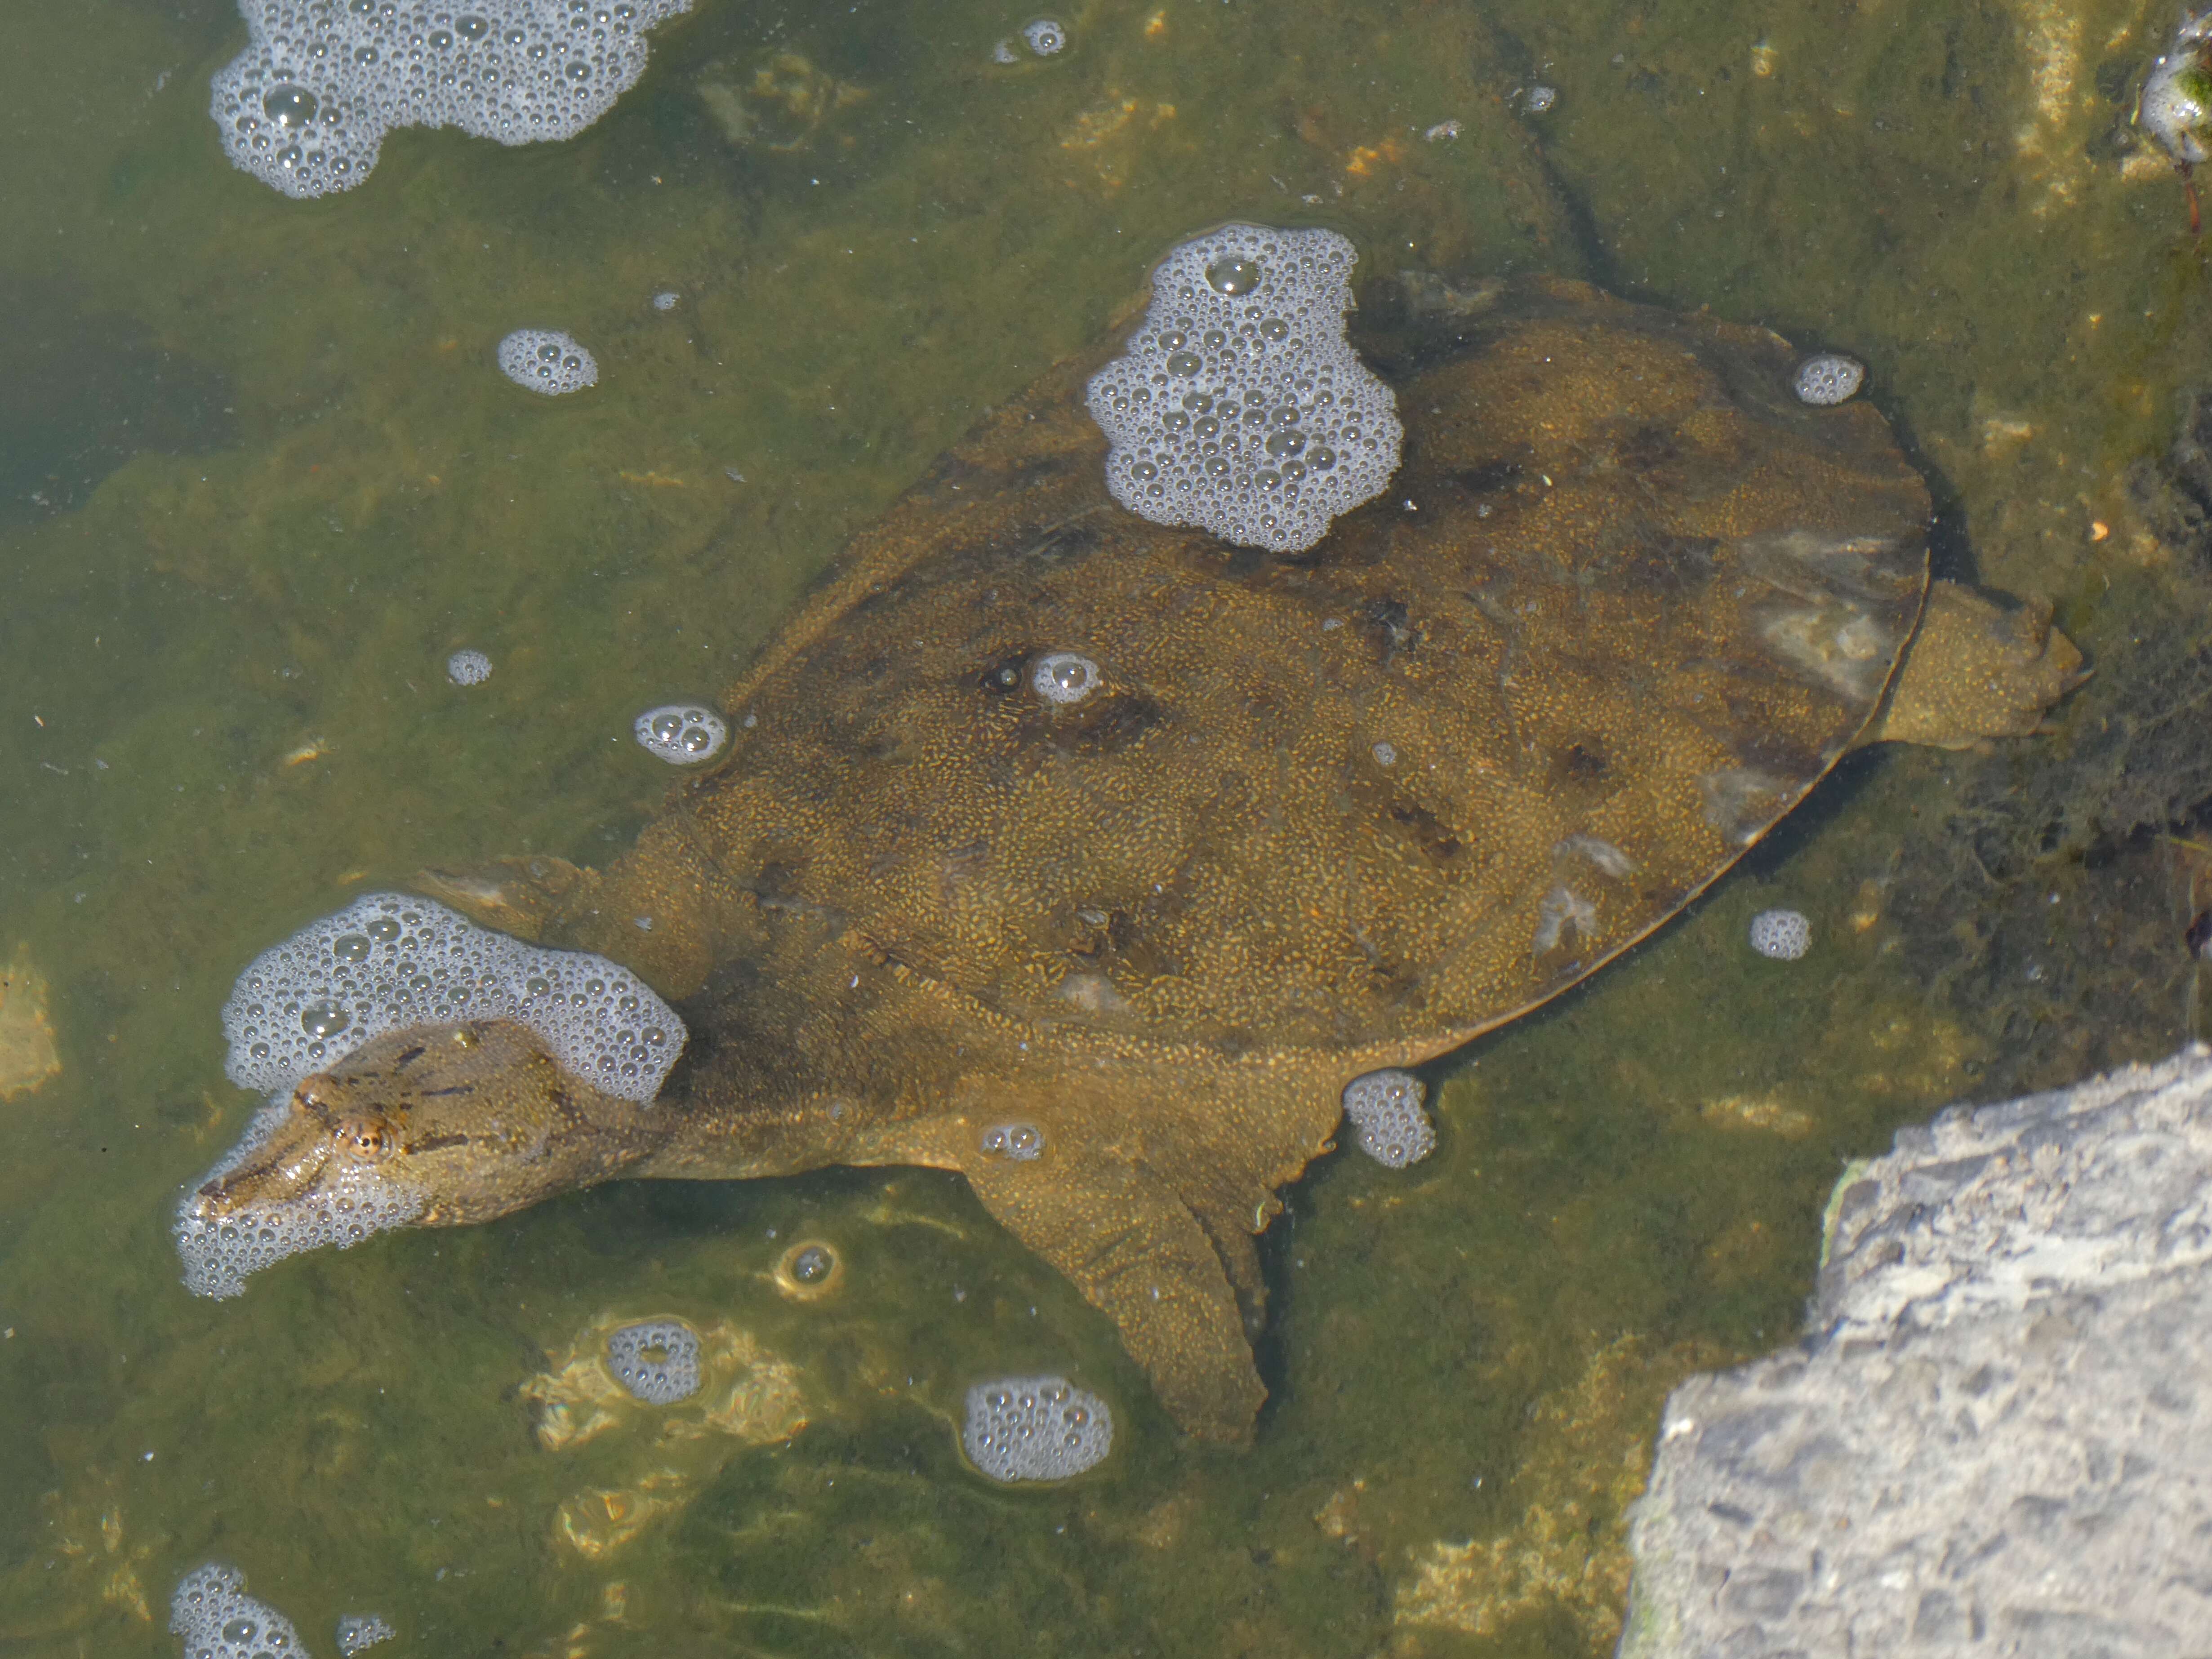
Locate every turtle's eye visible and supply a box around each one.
[333,1116,394,1162]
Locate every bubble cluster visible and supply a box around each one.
[650,289,679,311]
[634,703,728,763]
[174,1097,430,1298]
[1792,353,1865,407]
[170,1562,305,1659]
[209,0,694,199]
[1030,652,1099,706]
[1341,1068,1435,1168]
[606,1317,701,1403]
[1748,908,1811,960]
[219,891,685,1104]
[980,1120,1042,1160]
[1021,17,1065,53]
[962,1375,1113,1481]
[1086,224,1402,554]
[498,328,597,395]
[337,1613,397,1655]
[446,647,493,685]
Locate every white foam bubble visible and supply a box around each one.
[219,891,683,1105]
[1749,907,1811,960]
[446,647,493,685]
[1022,17,1065,54]
[634,703,727,763]
[1341,1068,1434,1168]
[498,328,597,395]
[979,1120,1043,1160]
[606,1317,701,1403]
[1086,224,1402,554]
[169,1562,305,1659]
[1792,353,1865,406]
[337,1612,397,1655]
[1029,652,1099,705]
[209,0,695,200]
[962,1374,1112,1481]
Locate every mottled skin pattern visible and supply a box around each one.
[193,278,2081,1441]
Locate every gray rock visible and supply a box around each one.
[1619,1046,2212,1659]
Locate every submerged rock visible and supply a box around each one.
[1620,1046,2212,1657]
[0,942,60,1101]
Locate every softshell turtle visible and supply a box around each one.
[187,276,2080,1441]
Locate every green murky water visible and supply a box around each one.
[7,0,2212,1652]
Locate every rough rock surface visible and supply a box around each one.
[1619,1046,2212,1658]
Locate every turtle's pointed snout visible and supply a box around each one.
[189,1101,338,1217]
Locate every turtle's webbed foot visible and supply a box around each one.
[966,1146,1267,1444]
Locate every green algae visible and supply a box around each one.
[6,0,2212,1653]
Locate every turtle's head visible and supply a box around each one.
[178,1019,667,1297]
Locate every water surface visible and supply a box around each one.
[4,0,2211,1652]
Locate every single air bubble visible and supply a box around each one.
[1260,317,1289,341]
[299,1001,351,1039]
[1031,651,1100,705]
[633,703,728,765]
[262,83,319,126]
[1021,17,1065,54]
[332,933,372,963]
[1206,256,1263,295]
[447,648,493,685]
